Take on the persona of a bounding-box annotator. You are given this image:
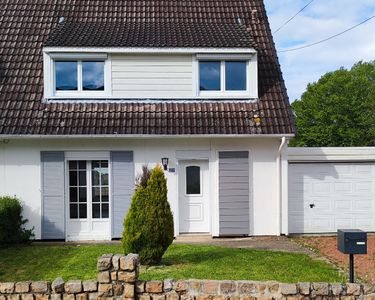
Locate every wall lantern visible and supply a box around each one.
[161,158,169,171]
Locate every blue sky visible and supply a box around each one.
[263,0,375,102]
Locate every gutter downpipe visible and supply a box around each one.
[277,137,287,236]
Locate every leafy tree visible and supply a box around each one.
[122,165,174,265]
[291,61,375,147]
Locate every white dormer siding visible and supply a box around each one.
[43,48,257,100]
[111,54,194,98]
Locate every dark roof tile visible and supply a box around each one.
[0,0,295,136]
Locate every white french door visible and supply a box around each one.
[66,160,111,241]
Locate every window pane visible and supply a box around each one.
[55,61,77,91]
[92,187,101,202]
[92,204,101,219]
[102,204,109,218]
[79,187,87,203]
[79,204,87,219]
[69,187,77,202]
[79,171,86,186]
[186,166,201,195]
[102,187,109,202]
[225,61,247,91]
[92,169,100,186]
[199,61,221,91]
[70,204,78,219]
[78,161,86,170]
[69,161,77,170]
[69,171,77,186]
[82,61,105,91]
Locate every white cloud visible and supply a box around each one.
[264,0,375,101]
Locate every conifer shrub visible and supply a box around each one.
[122,165,174,265]
[0,196,34,247]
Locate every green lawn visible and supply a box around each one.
[0,243,344,283]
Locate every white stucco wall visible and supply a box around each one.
[0,137,282,239]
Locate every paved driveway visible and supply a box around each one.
[175,235,314,255]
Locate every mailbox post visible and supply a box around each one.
[337,229,367,283]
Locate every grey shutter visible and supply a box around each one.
[111,151,134,238]
[41,151,65,239]
[219,151,250,236]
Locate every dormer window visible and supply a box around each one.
[196,54,258,98]
[55,61,105,92]
[44,53,110,99]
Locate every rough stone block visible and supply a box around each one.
[118,271,137,283]
[75,293,88,300]
[196,296,212,300]
[146,281,163,293]
[8,295,20,300]
[298,283,310,296]
[34,294,48,300]
[52,278,64,293]
[364,285,375,295]
[238,282,256,295]
[51,294,62,300]
[312,283,329,296]
[31,282,49,294]
[98,283,113,297]
[256,283,266,294]
[112,254,121,270]
[15,282,31,293]
[180,296,192,300]
[124,284,134,298]
[113,284,123,296]
[120,254,138,272]
[98,271,111,283]
[189,280,201,294]
[0,295,6,300]
[111,272,117,281]
[220,281,237,295]
[174,281,188,293]
[138,295,151,300]
[97,254,113,271]
[0,282,15,293]
[65,280,82,294]
[136,281,145,293]
[346,283,361,296]
[202,281,219,294]
[280,284,297,295]
[83,280,97,293]
[88,293,99,300]
[267,282,279,294]
[340,296,356,300]
[164,280,173,292]
[152,295,166,300]
[364,294,375,300]
[240,297,256,300]
[213,296,227,300]
[165,291,179,300]
[21,294,34,300]
[330,284,343,296]
[63,294,74,300]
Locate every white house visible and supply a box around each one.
[0,0,295,241]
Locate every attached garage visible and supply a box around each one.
[288,148,375,234]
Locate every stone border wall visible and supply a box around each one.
[1,254,375,300]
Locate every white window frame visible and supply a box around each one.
[195,53,258,99]
[44,52,112,99]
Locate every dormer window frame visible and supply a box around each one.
[194,53,258,99]
[44,52,112,99]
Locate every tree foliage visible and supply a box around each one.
[122,165,174,265]
[291,61,375,147]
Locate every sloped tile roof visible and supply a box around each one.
[0,0,295,136]
[45,22,257,48]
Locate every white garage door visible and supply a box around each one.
[289,163,375,233]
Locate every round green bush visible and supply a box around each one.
[122,165,174,265]
[0,196,34,246]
